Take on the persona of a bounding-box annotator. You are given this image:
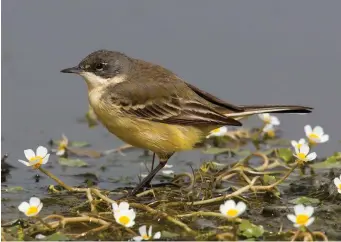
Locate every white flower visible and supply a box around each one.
[293,144,317,162]
[133,225,161,241]
[206,126,228,138]
[114,208,136,227]
[258,113,280,126]
[304,125,329,144]
[18,197,43,217]
[35,234,46,240]
[287,204,315,227]
[333,175,341,194]
[219,200,247,219]
[112,201,130,214]
[291,139,307,150]
[112,202,136,228]
[164,164,173,169]
[262,124,276,137]
[162,170,174,176]
[18,146,50,168]
[55,134,68,156]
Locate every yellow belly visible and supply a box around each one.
[92,105,214,154]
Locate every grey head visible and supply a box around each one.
[61,50,132,88]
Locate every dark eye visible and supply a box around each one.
[95,63,104,71]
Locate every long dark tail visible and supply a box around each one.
[224,105,313,119]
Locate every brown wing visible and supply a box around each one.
[104,80,242,126]
[184,82,244,112]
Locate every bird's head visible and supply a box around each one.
[61,49,131,90]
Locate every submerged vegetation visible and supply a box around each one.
[1,114,340,241]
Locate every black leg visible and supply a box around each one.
[151,153,156,171]
[128,161,167,196]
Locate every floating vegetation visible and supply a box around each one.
[2,118,340,241]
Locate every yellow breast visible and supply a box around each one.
[88,88,213,154]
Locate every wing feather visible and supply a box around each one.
[105,80,241,126]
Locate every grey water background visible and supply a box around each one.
[2,1,341,220]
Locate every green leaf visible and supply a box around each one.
[263,175,276,185]
[45,232,70,241]
[289,196,320,205]
[202,147,231,155]
[160,231,178,239]
[238,220,264,238]
[58,158,88,167]
[3,186,24,193]
[234,150,252,158]
[267,138,291,146]
[311,156,341,169]
[278,148,293,162]
[70,141,90,147]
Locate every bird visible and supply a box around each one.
[61,49,312,196]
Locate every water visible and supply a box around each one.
[2,0,341,221]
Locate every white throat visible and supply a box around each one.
[79,72,126,91]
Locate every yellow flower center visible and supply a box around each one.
[309,133,319,142]
[296,214,309,226]
[118,215,130,225]
[297,153,306,160]
[267,130,275,137]
[142,234,150,240]
[29,156,43,169]
[58,142,67,151]
[212,128,221,134]
[338,184,341,190]
[226,209,238,217]
[26,206,38,216]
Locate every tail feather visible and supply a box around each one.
[225,105,312,119]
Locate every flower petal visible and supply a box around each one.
[263,124,273,132]
[162,170,174,175]
[56,149,65,156]
[304,206,314,217]
[304,125,312,136]
[119,201,130,211]
[298,138,306,144]
[305,217,315,227]
[291,140,298,148]
[334,177,341,186]
[313,126,324,135]
[112,202,119,212]
[18,160,31,166]
[294,146,299,155]
[36,146,48,158]
[133,236,143,241]
[224,200,236,210]
[306,152,317,161]
[148,225,153,237]
[35,234,46,240]
[125,219,135,228]
[153,231,161,239]
[287,214,296,223]
[29,197,41,207]
[24,149,35,160]
[299,144,310,155]
[294,204,305,215]
[270,116,280,125]
[139,225,147,237]
[42,154,50,164]
[258,114,266,121]
[320,135,329,143]
[37,203,43,214]
[18,202,30,213]
[236,201,247,216]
